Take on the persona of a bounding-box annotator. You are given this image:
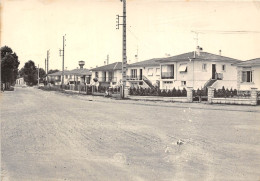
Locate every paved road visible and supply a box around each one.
[1,87,260,181]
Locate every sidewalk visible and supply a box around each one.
[50,90,260,113]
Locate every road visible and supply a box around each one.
[1,87,260,181]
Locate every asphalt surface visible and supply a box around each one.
[1,87,260,181]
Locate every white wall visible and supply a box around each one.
[238,66,260,90]
[127,65,161,87]
[160,60,238,90]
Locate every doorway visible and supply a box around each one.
[212,64,216,79]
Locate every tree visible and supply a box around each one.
[20,60,38,86]
[1,46,20,88]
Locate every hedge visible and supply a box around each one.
[129,87,187,97]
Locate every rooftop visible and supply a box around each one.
[128,58,160,67]
[158,51,242,64]
[235,58,260,67]
[91,62,122,71]
[49,68,91,76]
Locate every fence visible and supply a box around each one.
[208,87,258,105]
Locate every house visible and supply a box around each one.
[236,58,260,90]
[90,62,122,87]
[158,46,242,90]
[15,77,25,86]
[126,58,161,88]
[48,61,91,85]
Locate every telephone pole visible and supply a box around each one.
[38,64,40,86]
[46,50,50,84]
[59,34,66,87]
[117,0,127,98]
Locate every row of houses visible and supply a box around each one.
[48,46,260,91]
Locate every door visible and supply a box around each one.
[212,64,216,79]
[139,69,143,80]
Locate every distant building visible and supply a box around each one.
[48,61,91,85]
[16,77,25,86]
[90,62,123,87]
[236,58,260,90]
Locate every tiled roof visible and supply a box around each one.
[128,58,160,67]
[91,62,122,71]
[158,51,242,64]
[235,58,260,67]
[49,69,91,76]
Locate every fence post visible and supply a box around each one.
[250,88,258,106]
[208,86,214,104]
[186,87,193,102]
[124,86,129,98]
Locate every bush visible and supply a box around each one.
[129,87,187,97]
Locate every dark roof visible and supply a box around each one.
[128,58,160,67]
[235,58,260,67]
[158,51,242,64]
[91,62,122,71]
[49,68,91,76]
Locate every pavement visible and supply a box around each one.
[1,87,260,181]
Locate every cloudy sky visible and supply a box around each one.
[1,0,260,71]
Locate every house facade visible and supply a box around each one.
[236,58,260,90]
[48,68,91,85]
[126,58,161,88]
[90,62,122,87]
[158,47,241,90]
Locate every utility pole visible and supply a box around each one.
[117,0,127,98]
[46,50,50,84]
[38,64,40,86]
[45,58,47,82]
[59,34,66,87]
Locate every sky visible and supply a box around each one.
[1,0,260,71]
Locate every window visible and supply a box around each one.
[178,64,187,72]
[242,71,252,83]
[222,65,226,72]
[202,63,207,71]
[161,65,174,79]
[156,68,160,76]
[70,75,72,79]
[147,68,153,76]
[65,75,68,79]
[95,72,98,78]
[181,81,186,86]
[131,69,137,78]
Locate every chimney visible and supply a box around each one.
[196,46,201,56]
[104,61,106,65]
[78,61,85,69]
[107,55,109,65]
[219,50,222,56]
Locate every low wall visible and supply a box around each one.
[211,98,253,105]
[129,95,188,102]
[208,87,258,106]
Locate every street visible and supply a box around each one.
[1,87,260,181]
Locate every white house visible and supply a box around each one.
[126,58,161,88]
[90,62,123,87]
[48,61,91,85]
[158,47,242,90]
[15,77,25,86]
[236,58,260,90]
